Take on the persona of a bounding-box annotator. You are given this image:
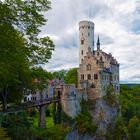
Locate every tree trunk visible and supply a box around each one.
[2,88,8,112]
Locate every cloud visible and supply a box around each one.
[40,0,140,83]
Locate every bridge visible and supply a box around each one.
[3,96,61,128]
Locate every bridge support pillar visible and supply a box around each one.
[39,105,46,128]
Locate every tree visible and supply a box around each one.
[0,0,55,65]
[0,0,54,111]
[52,69,67,80]
[0,23,29,111]
[65,68,77,86]
[128,116,140,140]
[30,67,52,90]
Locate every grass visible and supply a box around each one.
[31,115,54,128]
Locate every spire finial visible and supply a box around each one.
[97,35,100,50]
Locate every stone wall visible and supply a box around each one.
[61,84,87,118]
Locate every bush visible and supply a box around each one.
[75,99,97,134]
[75,112,97,134]
[61,111,74,126]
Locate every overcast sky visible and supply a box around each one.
[40,0,140,83]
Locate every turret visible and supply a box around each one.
[79,21,95,64]
[97,35,100,51]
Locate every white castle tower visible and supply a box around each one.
[79,21,95,64]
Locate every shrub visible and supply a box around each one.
[75,112,97,134]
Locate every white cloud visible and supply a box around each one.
[40,0,140,83]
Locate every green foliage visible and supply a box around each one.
[32,124,70,140]
[75,100,97,134]
[75,112,97,134]
[114,116,128,140]
[128,116,140,140]
[0,0,54,111]
[29,67,52,90]
[61,111,74,126]
[65,68,77,86]
[0,128,11,140]
[120,85,140,121]
[104,85,118,107]
[1,112,33,140]
[52,69,67,80]
[104,93,117,107]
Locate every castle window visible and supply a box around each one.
[88,26,90,29]
[81,39,84,45]
[88,32,90,36]
[86,64,91,71]
[100,56,102,61]
[90,84,95,88]
[81,74,84,80]
[88,74,91,80]
[94,74,98,80]
[81,50,83,55]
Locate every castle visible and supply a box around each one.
[78,21,120,100]
[23,20,120,118]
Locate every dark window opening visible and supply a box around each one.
[100,56,102,61]
[81,50,83,55]
[88,74,91,80]
[81,40,84,45]
[81,74,84,80]
[90,84,95,88]
[94,74,98,80]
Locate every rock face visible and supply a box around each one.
[66,130,106,140]
[90,98,119,134]
[65,98,119,140]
